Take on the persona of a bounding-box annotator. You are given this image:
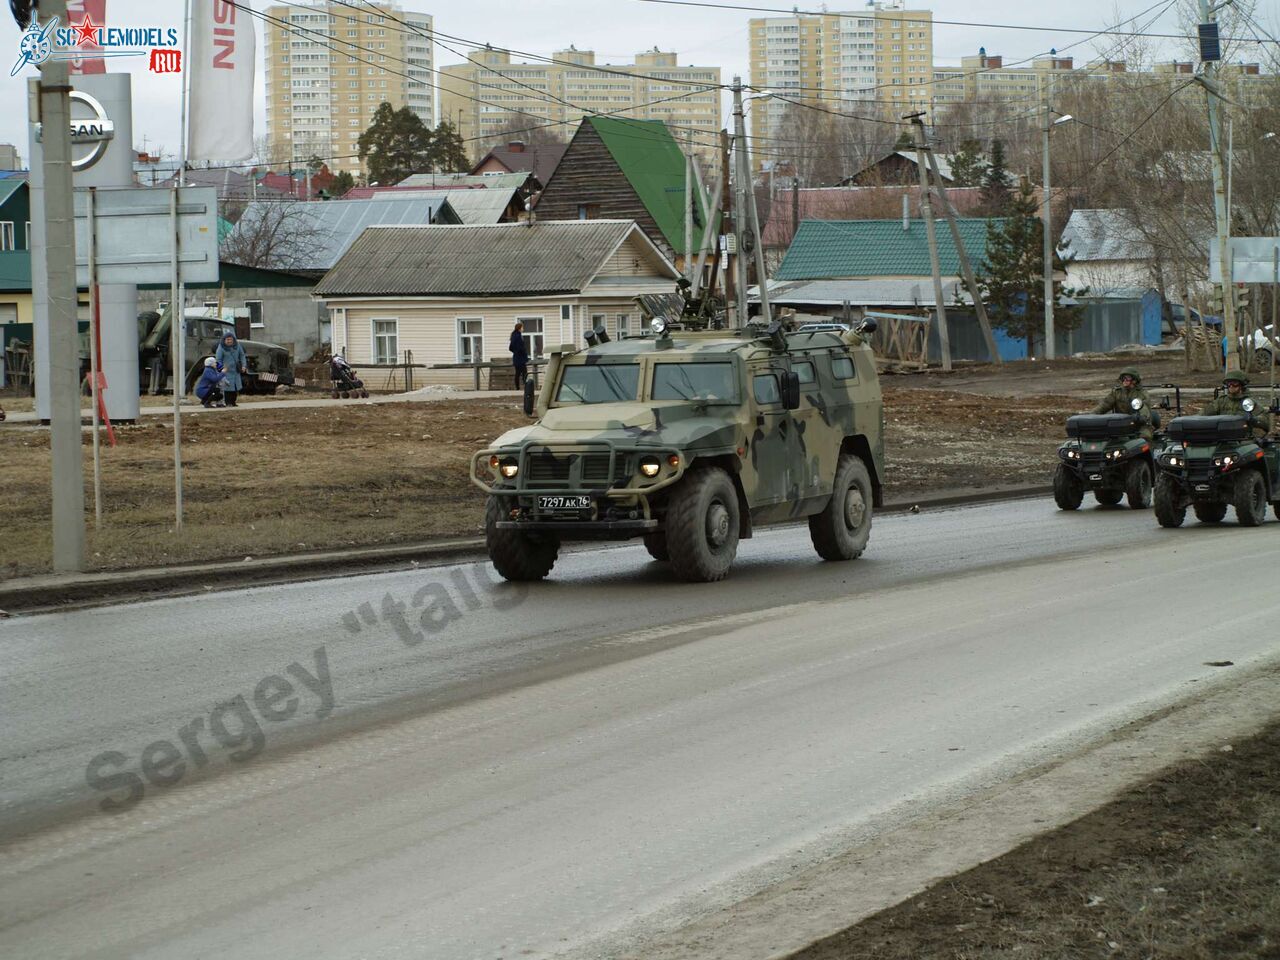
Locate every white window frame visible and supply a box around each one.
[0,222,15,251]
[559,304,573,343]
[589,313,606,337]
[371,317,398,365]
[517,315,545,358]
[245,300,264,328]
[616,313,630,337]
[456,316,483,363]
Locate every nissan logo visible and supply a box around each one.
[34,90,115,171]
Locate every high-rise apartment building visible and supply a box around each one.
[438,46,722,166]
[265,2,434,176]
[747,3,933,158]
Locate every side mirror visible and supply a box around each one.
[1130,397,1144,412]
[781,371,801,410]
[857,318,878,335]
[1243,397,1256,413]
[522,376,536,416]
[1158,396,1171,410]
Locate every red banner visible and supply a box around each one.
[66,0,107,75]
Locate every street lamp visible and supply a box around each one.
[1043,110,1073,359]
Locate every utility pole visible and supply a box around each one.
[919,128,1001,365]
[33,0,87,571]
[720,128,735,326]
[731,78,752,327]
[908,115,951,371]
[1199,0,1236,372]
[1042,82,1055,359]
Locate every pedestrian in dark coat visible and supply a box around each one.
[215,332,248,406]
[509,321,529,390]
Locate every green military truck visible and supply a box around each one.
[471,317,885,583]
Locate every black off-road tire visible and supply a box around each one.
[484,495,559,581]
[1124,460,1153,509]
[1053,463,1084,511]
[1234,470,1267,527]
[1094,487,1124,506]
[664,467,740,582]
[809,455,873,561]
[1193,501,1228,524]
[642,532,669,561]
[1273,502,1280,522]
[1154,473,1186,528]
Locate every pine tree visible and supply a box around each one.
[980,139,1011,213]
[331,170,355,198]
[948,138,985,187]
[425,120,468,173]
[358,103,432,185]
[893,129,915,151]
[961,181,1087,357]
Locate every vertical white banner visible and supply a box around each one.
[188,0,255,162]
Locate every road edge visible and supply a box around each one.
[0,484,1050,613]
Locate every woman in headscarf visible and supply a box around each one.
[215,331,248,407]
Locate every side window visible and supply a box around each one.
[793,360,816,385]
[832,355,856,380]
[753,373,781,405]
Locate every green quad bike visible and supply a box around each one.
[1053,400,1158,510]
[1153,404,1280,527]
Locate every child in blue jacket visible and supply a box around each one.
[194,357,227,408]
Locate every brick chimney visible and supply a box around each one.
[507,141,527,153]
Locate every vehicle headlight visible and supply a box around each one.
[1165,455,1183,467]
[499,458,519,479]
[639,456,662,477]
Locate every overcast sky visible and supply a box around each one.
[0,0,1272,168]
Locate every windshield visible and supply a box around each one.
[555,363,640,404]
[651,362,737,402]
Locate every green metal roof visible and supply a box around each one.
[589,116,709,254]
[0,251,31,291]
[0,179,26,209]
[776,218,1005,280]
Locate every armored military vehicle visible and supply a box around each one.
[470,316,885,582]
[1153,405,1280,527]
[138,307,295,396]
[1053,401,1157,510]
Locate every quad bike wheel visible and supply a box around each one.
[1053,463,1084,510]
[1154,473,1186,528]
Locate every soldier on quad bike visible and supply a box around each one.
[1200,374,1273,438]
[1091,367,1154,441]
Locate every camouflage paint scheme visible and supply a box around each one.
[471,327,885,539]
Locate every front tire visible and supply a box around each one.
[809,455,873,561]
[1094,488,1124,506]
[484,495,560,581]
[642,532,669,561]
[1234,470,1266,526]
[1193,501,1228,524]
[664,467,740,582]
[1154,473,1186,528]
[1053,463,1084,510]
[1124,460,1153,509]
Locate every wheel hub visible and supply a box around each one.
[844,487,866,530]
[706,501,731,547]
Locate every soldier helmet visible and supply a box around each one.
[1223,373,1249,387]
[1117,366,1141,384]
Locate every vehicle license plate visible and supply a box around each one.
[538,495,591,510]
[258,372,278,383]
[1195,484,1211,492]
[1089,474,1102,482]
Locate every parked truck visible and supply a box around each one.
[138,307,295,395]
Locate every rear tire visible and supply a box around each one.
[1053,463,1084,511]
[1154,473,1185,528]
[1193,501,1228,524]
[664,467,740,582]
[642,532,669,561]
[1124,460,1153,509]
[809,455,873,561]
[1234,470,1266,526]
[1094,488,1124,506]
[484,495,560,581]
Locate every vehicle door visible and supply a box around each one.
[745,362,793,507]
[786,355,829,500]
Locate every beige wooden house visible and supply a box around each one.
[314,220,681,389]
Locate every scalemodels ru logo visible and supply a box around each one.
[11,15,181,77]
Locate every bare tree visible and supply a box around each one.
[220,201,328,271]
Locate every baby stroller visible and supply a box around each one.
[330,354,369,399]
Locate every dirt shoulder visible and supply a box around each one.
[792,715,1280,960]
[0,388,1081,579]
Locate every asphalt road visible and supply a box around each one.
[2,498,1279,959]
